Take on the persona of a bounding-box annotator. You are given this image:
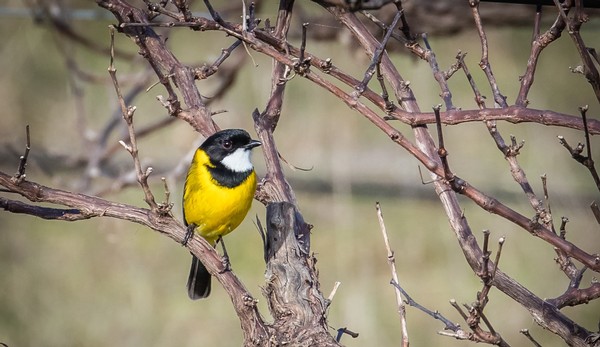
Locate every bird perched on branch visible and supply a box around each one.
[182,129,261,299]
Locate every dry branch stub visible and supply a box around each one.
[262,202,340,347]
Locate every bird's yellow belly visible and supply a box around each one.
[183,168,256,245]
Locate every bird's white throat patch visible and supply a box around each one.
[221,148,253,173]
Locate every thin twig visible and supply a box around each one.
[540,174,555,233]
[469,0,507,107]
[335,327,359,342]
[375,202,409,347]
[300,23,308,64]
[391,281,460,332]
[422,34,455,110]
[433,105,455,187]
[173,0,193,22]
[490,237,504,285]
[156,177,173,215]
[194,40,242,80]
[580,105,600,190]
[107,26,159,211]
[143,0,184,21]
[555,0,600,105]
[327,281,341,302]
[517,4,566,106]
[558,106,600,192]
[520,329,542,347]
[457,51,486,109]
[240,0,258,68]
[544,173,580,280]
[483,115,544,221]
[532,4,542,42]
[481,230,491,278]
[203,0,223,24]
[293,22,311,76]
[376,64,394,113]
[11,125,31,184]
[352,10,401,99]
[360,10,407,45]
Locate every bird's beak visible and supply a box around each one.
[245,140,262,149]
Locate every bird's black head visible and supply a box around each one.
[200,129,261,171]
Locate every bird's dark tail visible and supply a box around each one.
[187,254,211,299]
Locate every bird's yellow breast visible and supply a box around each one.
[183,149,257,245]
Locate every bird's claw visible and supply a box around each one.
[182,224,196,246]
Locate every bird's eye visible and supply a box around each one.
[223,140,233,149]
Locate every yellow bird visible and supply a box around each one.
[182,129,261,299]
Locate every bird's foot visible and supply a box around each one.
[219,255,231,274]
[182,224,196,246]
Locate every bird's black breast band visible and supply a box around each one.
[207,164,252,188]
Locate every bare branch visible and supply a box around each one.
[558,105,600,192]
[483,119,544,216]
[97,0,218,135]
[335,327,359,342]
[422,34,455,110]
[0,168,271,343]
[375,202,409,346]
[11,125,31,184]
[253,0,299,205]
[353,10,402,99]
[469,0,507,107]
[547,281,600,309]
[107,26,159,212]
[556,0,600,104]
[390,106,600,134]
[0,196,85,221]
[516,5,566,106]
[520,329,542,347]
[391,282,461,332]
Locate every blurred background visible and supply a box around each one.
[1,0,599,346]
